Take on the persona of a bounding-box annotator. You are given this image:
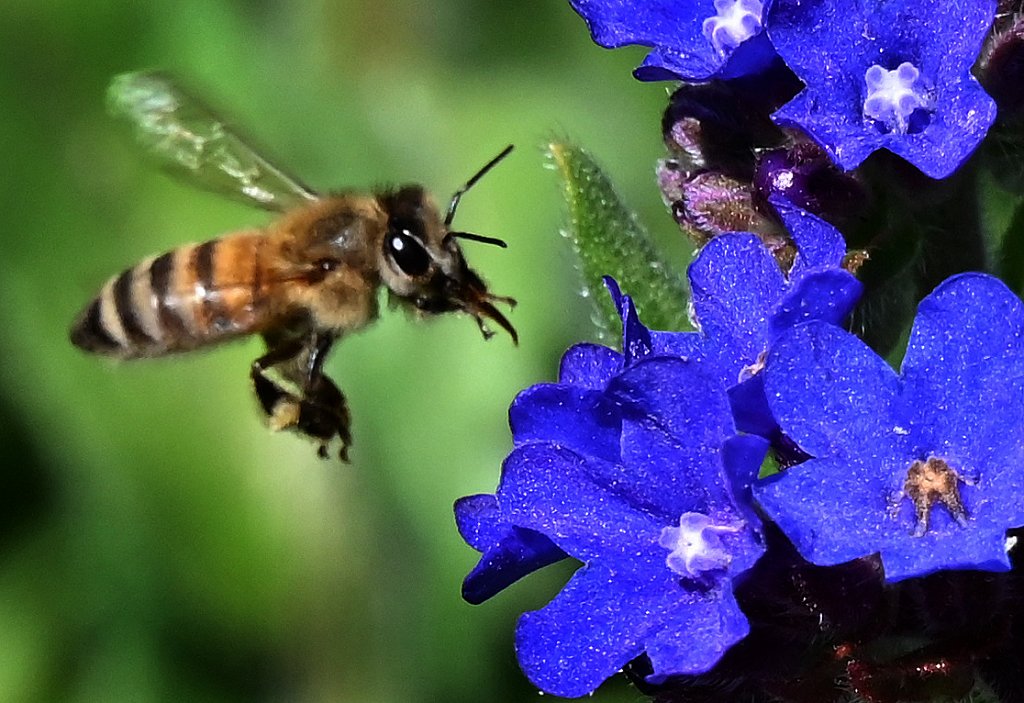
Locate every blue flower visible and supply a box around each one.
[569,0,779,81]
[457,283,768,697]
[454,339,628,604]
[768,0,998,178]
[684,199,862,436]
[457,203,859,609]
[503,362,767,696]
[754,273,1024,581]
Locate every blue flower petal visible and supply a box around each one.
[609,358,734,452]
[643,585,750,683]
[570,0,777,81]
[881,78,996,179]
[498,444,666,562]
[558,343,624,390]
[514,563,675,698]
[757,455,1019,580]
[769,268,863,336]
[509,384,622,463]
[604,276,653,363]
[902,274,1024,409]
[455,495,568,605]
[771,196,846,276]
[763,321,904,461]
[689,233,786,375]
[902,275,1024,463]
[755,457,897,566]
[607,358,742,521]
[455,494,506,552]
[768,0,997,178]
[721,433,771,532]
[880,483,1016,580]
[901,275,1024,532]
[728,374,776,437]
[685,211,860,438]
[651,329,706,360]
[758,278,1024,581]
[633,28,779,81]
[634,45,719,82]
[570,0,707,53]
[459,280,770,694]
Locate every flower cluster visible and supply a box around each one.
[454,0,1024,700]
[456,280,771,697]
[573,0,999,179]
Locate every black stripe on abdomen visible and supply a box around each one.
[149,250,191,345]
[113,267,157,347]
[69,297,120,353]
[196,239,216,288]
[194,239,232,333]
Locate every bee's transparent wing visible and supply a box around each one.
[108,71,319,212]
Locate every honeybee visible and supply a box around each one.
[70,71,516,461]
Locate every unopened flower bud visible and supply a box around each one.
[682,171,772,237]
[979,13,1024,116]
[753,137,868,231]
[662,77,789,180]
[660,164,790,260]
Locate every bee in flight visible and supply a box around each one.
[70,71,516,461]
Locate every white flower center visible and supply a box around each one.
[659,512,741,579]
[702,0,764,58]
[863,62,933,134]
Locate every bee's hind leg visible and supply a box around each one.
[297,373,352,462]
[251,339,306,432]
[297,333,352,462]
[251,332,352,461]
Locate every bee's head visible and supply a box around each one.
[375,147,517,344]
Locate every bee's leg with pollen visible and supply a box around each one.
[252,332,352,460]
[251,339,307,433]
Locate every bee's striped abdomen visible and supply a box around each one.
[70,232,267,358]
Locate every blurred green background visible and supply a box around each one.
[0,1,683,701]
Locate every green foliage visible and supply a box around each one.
[0,2,666,702]
[996,196,1024,295]
[548,141,690,340]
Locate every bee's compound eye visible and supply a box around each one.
[387,230,430,277]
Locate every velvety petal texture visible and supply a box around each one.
[687,208,862,435]
[499,360,764,696]
[509,384,622,463]
[456,283,767,697]
[689,233,785,376]
[755,274,1024,581]
[774,196,847,279]
[455,494,568,605]
[570,0,778,81]
[768,0,997,178]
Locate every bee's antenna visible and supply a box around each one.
[446,231,508,248]
[444,144,514,227]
